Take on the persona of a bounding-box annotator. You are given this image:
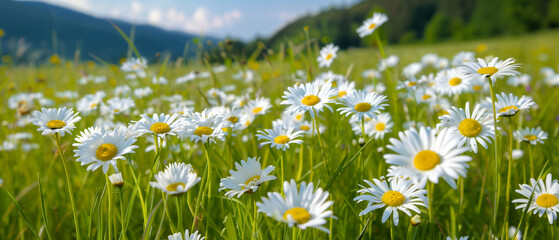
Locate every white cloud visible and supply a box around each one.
[131,1,143,14]
[147,9,163,24]
[38,0,90,11]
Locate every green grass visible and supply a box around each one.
[1,29,559,239]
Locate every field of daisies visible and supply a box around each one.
[1,12,559,240]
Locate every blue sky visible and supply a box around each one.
[30,0,360,40]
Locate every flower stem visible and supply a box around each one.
[503,117,514,239]
[175,196,183,233]
[312,109,330,175]
[528,145,534,178]
[55,133,81,240]
[119,190,126,240]
[105,174,113,240]
[203,143,213,237]
[488,79,500,235]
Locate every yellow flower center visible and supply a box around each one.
[252,107,263,114]
[300,125,311,131]
[96,143,118,161]
[368,23,377,30]
[536,193,558,208]
[499,105,519,113]
[283,207,311,224]
[242,176,261,189]
[166,183,186,192]
[46,120,66,129]
[301,95,320,106]
[524,135,537,141]
[458,118,482,137]
[382,190,406,207]
[227,116,239,123]
[449,77,462,86]
[150,122,171,134]
[90,103,98,108]
[326,53,333,60]
[338,91,347,97]
[472,85,483,91]
[375,122,386,131]
[477,67,498,76]
[413,150,440,171]
[354,102,372,112]
[113,109,120,113]
[274,135,290,144]
[422,95,432,100]
[407,82,417,87]
[194,126,213,137]
[295,114,303,121]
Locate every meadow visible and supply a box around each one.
[1,21,559,240]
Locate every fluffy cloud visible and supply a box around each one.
[145,7,242,35]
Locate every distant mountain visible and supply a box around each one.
[0,0,219,63]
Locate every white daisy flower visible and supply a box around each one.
[257,180,334,233]
[109,172,124,187]
[77,92,105,116]
[337,90,388,121]
[356,12,388,38]
[335,80,356,98]
[219,157,277,198]
[101,97,135,115]
[317,43,339,68]
[384,127,472,189]
[74,127,138,174]
[362,69,381,80]
[434,68,471,96]
[421,53,438,67]
[151,162,201,196]
[351,112,393,140]
[509,226,522,240]
[514,127,548,145]
[314,71,347,87]
[31,107,81,137]
[513,174,559,224]
[256,124,303,151]
[459,57,521,82]
[451,51,475,67]
[364,82,386,94]
[121,57,147,73]
[402,62,423,78]
[176,72,198,84]
[178,109,228,144]
[354,177,428,226]
[134,87,153,98]
[480,92,535,117]
[168,229,205,240]
[281,81,337,118]
[468,76,489,93]
[414,87,437,104]
[507,74,531,87]
[135,113,184,138]
[152,76,168,85]
[245,97,272,116]
[438,102,495,153]
[73,126,103,147]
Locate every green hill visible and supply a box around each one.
[266,0,559,50]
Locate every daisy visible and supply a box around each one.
[120,57,147,73]
[514,127,548,145]
[460,57,521,82]
[77,92,105,116]
[356,12,388,38]
[434,68,471,96]
[219,157,277,198]
[151,162,201,196]
[354,177,428,226]
[384,127,472,189]
[168,229,205,240]
[74,127,138,173]
[31,107,81,137]
[414,87,437,104]
[256,124,303,151]
[317,44,339,68]
[337,90,388,121]
[335,80,356,98]
[507,74,531,87]
[351,112,393,139]
[451,51,475,67]
[438,102,495,153]
[178,109,228,144]
[245,97,272,116]
[281,81,337,118]
[513,174,559,224]
[257,180,334,233]
[135,113,184,138]
[73,126,103,147]
[402,62,423,78]
[480,92,535,117]
[101,97,135,115]
[109,172,124,187]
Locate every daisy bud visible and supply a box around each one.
[109,172,124,188]
[358,138,365,147]
[411,215,422,226]
[512,150,524,160]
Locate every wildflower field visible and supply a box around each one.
[1,16,559,240]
